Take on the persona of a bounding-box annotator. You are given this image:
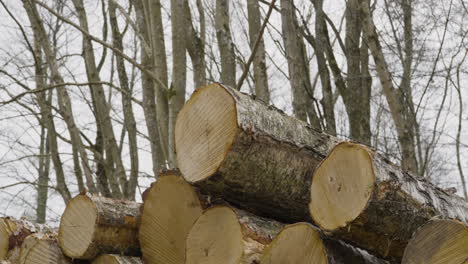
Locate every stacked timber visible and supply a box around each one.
[1,82,467,263]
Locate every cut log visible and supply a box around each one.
[18,233,70,264]
[175,83,338,222]
[402,219,468,264]
[92,254,142,264]
[185,205,282,264]
[58,193,141,259]
[260,223,389,264]
[309,142,468,260]
[0,217,52,261]
[139,170,204,264]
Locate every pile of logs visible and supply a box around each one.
[1,83,467,264]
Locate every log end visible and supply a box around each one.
[402,219,468,264]
[185,206,243,264]
[309,142,375,231]
[175,83,238,183]
[260,223,327,264]
[19,234,69,264]
[58,194,97,259]
[140,173,203,264]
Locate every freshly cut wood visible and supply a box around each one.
[402,219,468,264]
[185,206,282,264]
[175,83,338,222]
[58,192,141,259]
[139,170,204,264]
[18,233,70,264]
[0,217,51,261]
[309,142,468,260]
[93,254,142,264]
[260,223,388,264]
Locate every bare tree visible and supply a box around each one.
[215,0,236,87]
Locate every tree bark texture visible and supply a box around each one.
[175,83,339,222]
[215,0,236,87]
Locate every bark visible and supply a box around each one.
[280,0,321,128]
[72,0,128,197]
[139,170,204,264]
[92,255,142,264]
[0,217,53,262]
[18,233,71,264]
[134,0,165,174]
[58,193,141,259]
[184,0,206,89]
[310,142,468,261]
[186,206,283,264]
[247,0,270,103]
[360,1,418,172]
[402,219,468,264]
[261,223,389,264]
[109,0,139,199]
[23,0,97,197]
[169,0,187,166]
[215,0,236,87]
[175,83,339,222]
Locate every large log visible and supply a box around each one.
[92,254,142,264]
[175,83,338,222]
[185,206,283,264]
[309,142,468,261]
[0,217,52,261]
[402,219,468,264]
[260,223,389,264]
[18,233,71,264]
[58,193,141,259]
[139,170,204,264]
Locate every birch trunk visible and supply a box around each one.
[310,142,468,261]
[175,83,339,222]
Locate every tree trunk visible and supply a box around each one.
[310,142,468,261]
[280,0,321,129]
[58,193,141,259]
[0,218,52,261]
[184,0,206,89]
[93,255,142,264]
[18,234,70,264]
[402,219,468,264]
[261,223,389,264]
[175,83,339,222]
[215,0,236,87]
[247,0,270,103]
[139,170,204,264]
[186,206,283,264]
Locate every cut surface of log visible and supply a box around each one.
[18,233,70,264]
[175,83,338,222]
[186,206,282,264]
[402,219,468,264]
[261,223,388,264]
[310,142,468,260]
[58,193,141,259]
[0,217,51,261]
[92,254,142,264]
[139,170,203,264]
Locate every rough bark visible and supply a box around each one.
[186,206,283,264]
[93,254,142,264]
[310,142,468,261]
[215,0,236,87]
[402,219,468,264]
[58,193,141,259]
[247,0,270,103]
[18,233,71,264]
[261,223,389,264]
[139,170,204,264]
[175,83,339,222]
[280,0,321,129]
[0,217,53,262]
